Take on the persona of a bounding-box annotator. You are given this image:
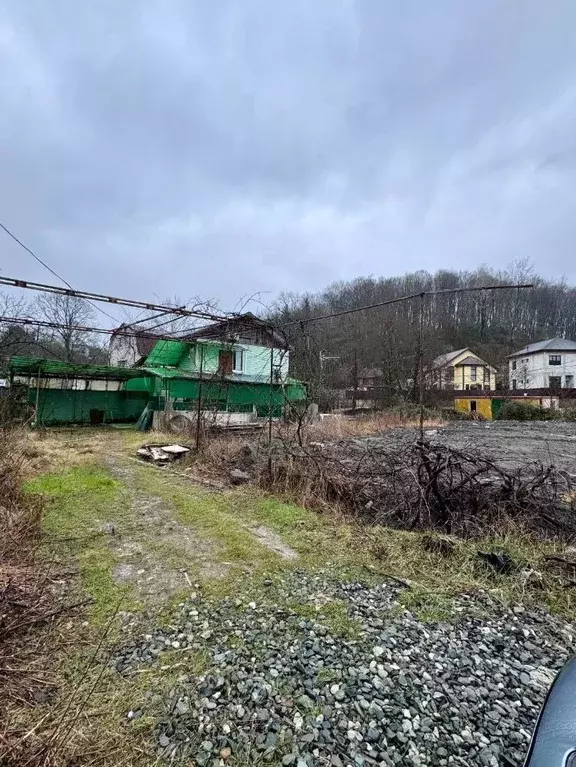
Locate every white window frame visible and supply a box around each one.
[232,348,244,373]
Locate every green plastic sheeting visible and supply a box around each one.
[144,340,189,367]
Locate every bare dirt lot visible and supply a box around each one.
[354,421,576,472]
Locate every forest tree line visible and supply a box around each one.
[271,261,576,394]
[1,260,574,397]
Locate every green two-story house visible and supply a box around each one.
[124,314,306,428]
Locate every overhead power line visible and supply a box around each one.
[280,283,534,327]
[0,221,72,287]
[0,220,118,322]
[0,275,229,322]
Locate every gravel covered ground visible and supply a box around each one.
[114,571,575,766]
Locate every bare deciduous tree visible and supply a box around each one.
[34,294,95,362]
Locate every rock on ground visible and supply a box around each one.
[112,571,575,766]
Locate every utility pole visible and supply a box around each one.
[418,293,425,441]
[319,351,340,411]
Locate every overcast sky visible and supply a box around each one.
[1,1,576,321]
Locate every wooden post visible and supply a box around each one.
[195,345,204,451]
[34,363,42,429]
[352,349,358,412]
[418,293,425,441]
[268,347,274,446]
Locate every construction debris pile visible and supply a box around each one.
[137,444,191,464]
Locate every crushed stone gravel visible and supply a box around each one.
[113,571,575,766]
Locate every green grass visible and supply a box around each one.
[25,466,140,624]
[25,455,576,629]
[397,588,455,622]
[132,463,371,573]
[286,598,363,639]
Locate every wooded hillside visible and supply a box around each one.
[272,261,576,393]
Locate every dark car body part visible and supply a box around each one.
[524,657,576,766]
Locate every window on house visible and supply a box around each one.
[511,379,517,390]
[232,349,244,373]
[470,365,477,381]
[117,359,127,368]
[512,360,517,370]
[566,375,574,388]
[549,355,562,365]
[549,376,562,389]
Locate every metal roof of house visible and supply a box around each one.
[431,348,495,371]
[508,337,576,357]
[9,357,146,380]
[431,348,469,369]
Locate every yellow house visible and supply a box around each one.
[429,348,497,391]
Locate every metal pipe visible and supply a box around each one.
[0,275,228,321]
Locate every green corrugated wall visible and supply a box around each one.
[30,388,149,425]
[29,374,306,425]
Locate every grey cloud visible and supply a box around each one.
[1,0,576,317]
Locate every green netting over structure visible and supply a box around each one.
[9,357,146,380]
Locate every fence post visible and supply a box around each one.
[195,344,204,450]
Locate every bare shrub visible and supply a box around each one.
[268,439,576,540]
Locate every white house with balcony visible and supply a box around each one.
[508,338,576,390]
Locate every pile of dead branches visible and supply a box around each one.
[270,439,576,539]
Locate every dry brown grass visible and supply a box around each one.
[303,411,444,441]
[0,428,60,764]
[19,427,123,476]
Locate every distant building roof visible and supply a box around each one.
[508,337,576,358]
[431,348,469,369]
[431,348,495,371]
